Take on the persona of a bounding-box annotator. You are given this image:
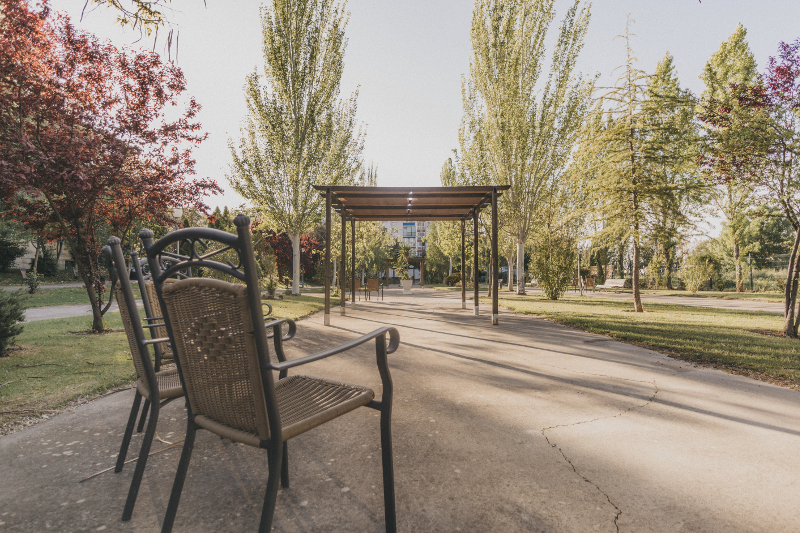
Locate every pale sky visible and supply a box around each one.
[52,0,800,219]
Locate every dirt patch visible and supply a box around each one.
[749,328,785,338]
[68,329,123,335]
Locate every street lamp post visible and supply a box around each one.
[578,251,583,296]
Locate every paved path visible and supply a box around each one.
[22,301,133,322]
[1,288,799,531]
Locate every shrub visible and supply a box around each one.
[0,289,26,356]
[530,239,575,300]
[26,272,40,294]
[30,244,58,277]
[0,238,26,272]
[445,273,461,286]
[679,254,716,293]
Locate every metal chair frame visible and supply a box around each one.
[140,215,399,533]
[103,241,185,522]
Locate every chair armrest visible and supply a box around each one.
[269,326,400,372]
[142,322,166,329]
[265,318,296,342]
[142,337,170,346]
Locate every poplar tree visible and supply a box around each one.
[228,0,363,295]
[698,24,759,292]
[461,0,593,294]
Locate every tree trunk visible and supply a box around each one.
[506,256,513,291]
[633,233,643,313]
[733,235,743,292]
[332,256,337,290]
[290,232,301,296]
[516,239,526,294]
[31,238,41,274]
[784,229,800,337]
[449,257,453,275]
[663,242,674,290]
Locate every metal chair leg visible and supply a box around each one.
[259,445,283,533]
[161,422,197,533]
[380,406,397,533]
[281,441,289,488]
[115,391,142,473]
[137,399,151,433]
[122,401,159,521]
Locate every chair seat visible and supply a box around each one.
[193,375,374,446]
[277,375,374,441]
[136,368,183,401]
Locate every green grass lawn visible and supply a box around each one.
[484,293,800,389]
[633,289,784,303]
[0,270,77,286]
[0,295,340,433]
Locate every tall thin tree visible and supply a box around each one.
[461,0,593,294]
[228,0,363,295]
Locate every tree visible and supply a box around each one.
[641,53,706,289]
[713,40,800,336]
[698,24,760,292]
[0,1,217,331]
[462,0,593,294]
[228,0,364,296]
[581,20,659,312]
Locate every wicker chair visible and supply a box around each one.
[140,214,400,533]
[365,278,383,301]
[102,241,185,522]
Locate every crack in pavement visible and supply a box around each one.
[541,380,659,533]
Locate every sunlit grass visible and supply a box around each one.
[484,293,800,388]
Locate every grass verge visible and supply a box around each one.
[484,293,800,389]
[0,295,340,435]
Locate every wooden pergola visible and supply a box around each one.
[313,185,510,326]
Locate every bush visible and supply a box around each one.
[26,272,40,294]
[445,273,461,286]
[30,244,58,277]
[0,289,26,356]
[530,239,575,300]
[0,238,26,272]
[679,254,717,293]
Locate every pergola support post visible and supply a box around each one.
[351,219,356,306]
[473,210,479,316]
[461,219,466,310]
[341,213,346,316]
[324,189,331,326]
[492,188,499,325]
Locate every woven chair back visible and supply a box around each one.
[161,277,271,441]
[143,280,174,357]
[367,279,379,291]
[115,285,151,396]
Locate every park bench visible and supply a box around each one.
[596,278,626,293]
[19,269,27,285]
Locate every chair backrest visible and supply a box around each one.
[367,278,379,291]
[354,279,361,291]
[103,240,158,400]
[129,251,173,365]
[139,214,279,442]
[160,277,270,442]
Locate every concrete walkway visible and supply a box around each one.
[2,288,799,531]
[578,289,785,314]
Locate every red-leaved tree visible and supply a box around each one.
[699,39,800,336]
[0,0,219,331]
